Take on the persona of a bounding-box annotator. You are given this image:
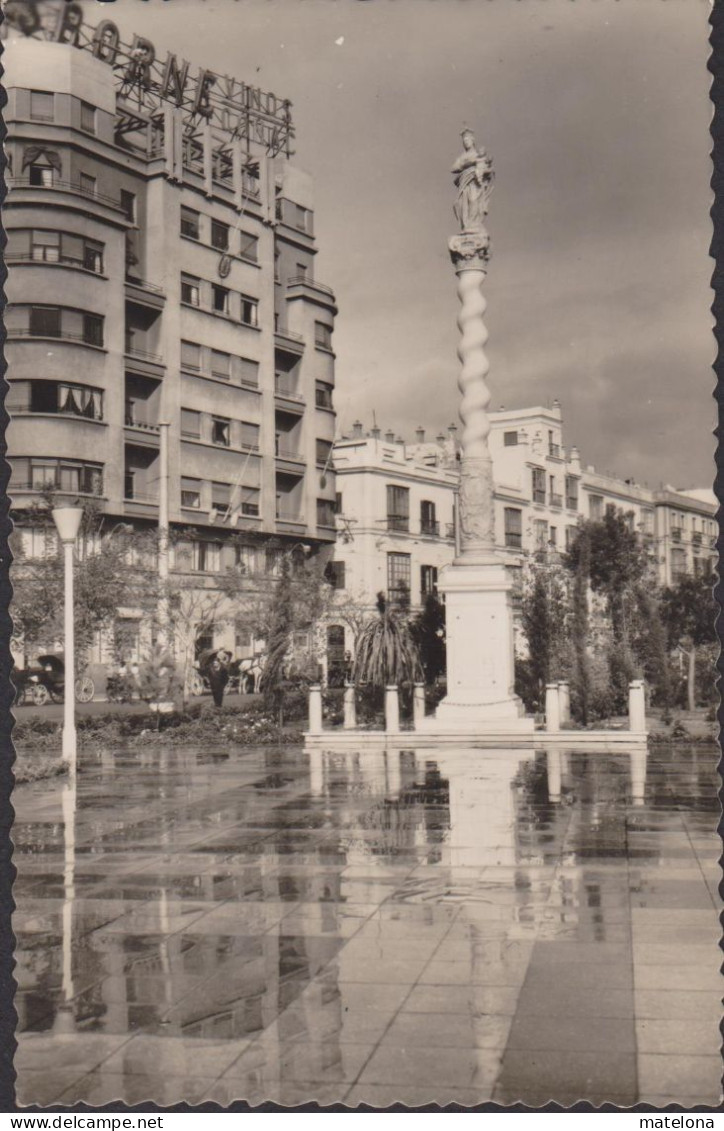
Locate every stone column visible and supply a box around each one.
[558,681,571,724]
[628,680,646,733]
[308,683,322,735]
[343,684,356,729]
[418,131,532,736]
[545,684,561,733]
[413,683,426,728]
[385,685,400,734]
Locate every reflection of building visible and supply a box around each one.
[326,406,715,663]
[5,10,337,662]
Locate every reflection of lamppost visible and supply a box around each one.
[51,506,83,771]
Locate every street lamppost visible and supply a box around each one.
[52,506,83,772]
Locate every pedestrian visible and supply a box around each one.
[208,652,230,708]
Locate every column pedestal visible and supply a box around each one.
[417,558,533,735]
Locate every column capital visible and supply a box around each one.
[449,230,491,275]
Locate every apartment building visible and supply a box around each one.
[324,406,716,672]
[5,11,337,661]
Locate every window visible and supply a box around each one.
[80,100,96,134]
[83,239,104,273]
[212,416,230,447]
[534,520,548,551]
[236,544,264,574]
[387,485,410,532]
[238,231,259,262]
[420,500,437,536]
[565,475,578,511]
[181,340,201,371]
[317,499,336,527]
[180,476,201,509]
[605,502,616,518]
[241,488,260,517]
[314,321,332,350]
[531,467,546,504]
[671,547,687,580]
[212,284,229,314]
[211,482,231,512]
[210,349,230,379]
[180,408,201,439]
[294,204,311,232]
[181,274,200,306]
[180,206,200,239]
[316,439,333,468]
[240,421,260,450]
[30,90,54,122]
[26,458,102,495]
[30,230,60,262]
[239,357,259,387]
[18,527,58,560]
[79,173,96,197]
[589,494,603,520]
[387,552,411,604]
[421,564,438,600]
[29,306,61,337]
[335,492,343,515]
[565,526,576,550]
[81,313,103,347]
[28,162,55,187]
[504,507,522,549]
[295,262,308,280]
[315,381,333,409]
[210,219,229,251]
[325,561,346,589]
[641,509,654,534]
[240,295,258,327]
[120,190,136,223]
[549,526,558,546]
[193,542,221,572]
[503,431,518,447]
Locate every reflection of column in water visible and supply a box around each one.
[629,747,647,807]
[546,750,562,803]
[442,749,536,869]
[308,749,324,796]
[386,749,401,797]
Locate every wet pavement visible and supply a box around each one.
[12,742,721,1108]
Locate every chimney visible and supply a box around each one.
[385,429,395,443]
[436,432,446,444]
[416,426,425,443]
[396,436,404,446]
[370,425,381,439]
[352,420,363,438]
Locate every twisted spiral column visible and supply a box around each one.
[449,229,495,559]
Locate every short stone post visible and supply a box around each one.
[413,683,426,729]
[558,681,570,725]
[385,685,400,733]
[343,683,356,729]
[628,679,646,733]
[308,683,323,735]
[545,683,560,733]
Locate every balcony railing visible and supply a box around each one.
[8,177,127,213]
[274,381,305,402]
[7,400,104,422]
[125,275,165,295]
[287,275,335,297]
[387,515,410,533]
[125,343,163,364]
[420,520,440,537]
[8,328,104,348]
[671,528,682,543]
[275,327,305,345]
[125,418,160,433]
[124,491,158,505]
[692,532,703,547]
[275,447,304,462]
[276,510,305,523]
[7,251,103,274]
[505,533,523,549]
[550,492,563,508]
[445,523,455,539]
[532,489,546,504]
[549,443,561,458]
[566,496,578,511]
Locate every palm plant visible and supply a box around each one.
[353,593,423,689]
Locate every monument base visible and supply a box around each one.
[418,555,535,737]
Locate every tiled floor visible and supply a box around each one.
[12,741,721,1108]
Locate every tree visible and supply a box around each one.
[519,554,571,709]
[568,524,592,725]
[353,592,423,689]
[567,511,650,650]
[258,554,296,722]
[661,569,717,710]
[410,594,446,685]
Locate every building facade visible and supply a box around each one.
[5,13,338,666]
[325,406,716,668]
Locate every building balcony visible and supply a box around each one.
[123,491,158,516]
[275,448,306,475]
[124,419,160,447]
[671,528,682,543]
[124,345,165,380]
[548,443,562,458]
[566,496,578,511]
[274,381,305,413]
[387,516,410,533]
[124,276,166,312]
[6,399,104,424]
[274,327,305,356]
[286,276,338,314]
[7,328,105,350]
[276,511,306,533]
[692,532,703,547]
[420,520,440,537]
[445,523,455,540]
[550,492,563,509]
[532,490,546,505]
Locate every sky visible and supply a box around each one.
[90,0,713,489]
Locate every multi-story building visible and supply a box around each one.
[325,405,716,672]
[5,11,338,664]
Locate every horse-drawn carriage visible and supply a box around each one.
[189,652,264,697]
[13,654,95,706]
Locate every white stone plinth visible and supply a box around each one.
[545,684,561,733]
[628,680,646,734]
[558,682,571,724]
[308,683,322,735]
[417,559,533,735]
[343,684,356,729]
[385,685,400,733]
